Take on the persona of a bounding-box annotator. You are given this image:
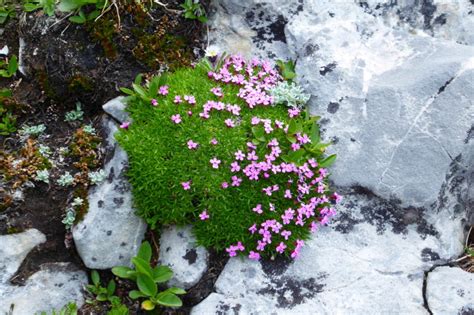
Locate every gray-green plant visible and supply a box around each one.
[88,169,106,185]
[39,144,52,157]
[62,208,76,229]
[180,0,207,23]
[112,241,186,310]
[65,103,84,122]
[19,124,46,136]
[57,171,74,186]
[71,197,83,207]
[35,169,50,184]
[83,124,96,135]
[270,81,310,109]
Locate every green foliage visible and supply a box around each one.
[0,55,18,78]
[0,88,17,135]
[180,0,207,23]
[0,0,15,24]
[276,59,296,81]
[38,302,78,315]
[116,58,337,258]
[24,0,56,16]
[58,0,105,24]
[112,241,185,310]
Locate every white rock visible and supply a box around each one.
[0,45,8,56]
[426,266,474,315]
[0,229,46,284]
[158,226,208,289]
[73,116,147,269]
[0,263,88,315]
[102,96,129,123]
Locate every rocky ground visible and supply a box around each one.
[1,0,473,314]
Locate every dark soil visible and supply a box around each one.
[0,1,227,314]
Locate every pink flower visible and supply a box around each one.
[210,138,218,145]
[188,111,193,116]
[225,118,235,128]
[291,143,301,151]
[247,151,258,161]
[251,117,261,125]
[249,224,257,234]
[297,133,311,144]
[199,210,209,220]
[333,192,342,203]
[252,204,263,214]
[181,181,191,190]
[184,95,196,104]
[226,247,237,257]
[159,85,169,95]
[221,182,229,189]
[120,121,130,129]
[211,87,223,97]
[171,114,182,124]
[281,230,291,240]
[248,251,260,261]
[234,150,245,161]
[288,107,300,118]
[210,157,221,169]
[230,161,240,172]
[284,189,292,199]
[174,95,182,104]
[231,176,242,187]
[187,140,199,150]
[276,242,287,254]
[151,99,158,106]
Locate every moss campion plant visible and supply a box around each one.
[117,55,341,260]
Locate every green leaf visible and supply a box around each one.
[137,241,152,262]
[96,293,107,302]
[129,289,147,300]
[132,83,149,101]
[119,87,134,95]
[111,266,132,279]
[107,279,116,296]
[137,273,157,297]
[91,270,100,286]
[310,121,320,143]
[87,9,100,20]
[166,287,186,295]
[69,15,86,24]
[23,3,41,12]
[251,126,265,142]
[152,265,173,283]
[155,292,182,307]
[132,257,153,277]
[134,73,143,85]
[318,154,337,168]
[141,300,155,311]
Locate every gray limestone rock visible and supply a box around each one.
[193,1,474,313]
[0,263,88,315]
[102,96,129,124]
[0,229,46,284]
[158,226,208,289]
[426,266,474,315]
[72,116,147,269]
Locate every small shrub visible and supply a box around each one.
[86,270,128,313]
[117,55,340,260]
[112,241,185,310]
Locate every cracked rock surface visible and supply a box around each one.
[193,0,474,313]
[72,115,147,269]
[0,230,87,314]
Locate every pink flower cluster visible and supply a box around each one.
[207,55,281,108]
[198,100,241,120]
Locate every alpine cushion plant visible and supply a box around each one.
[117,54,341,261]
